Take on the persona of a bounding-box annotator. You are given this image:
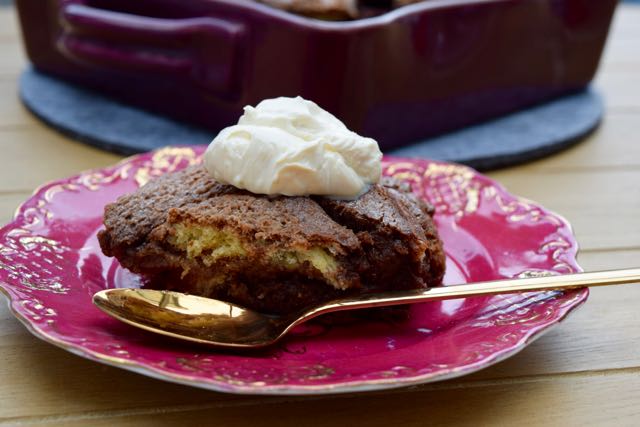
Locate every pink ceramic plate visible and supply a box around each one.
[0,146,585,395]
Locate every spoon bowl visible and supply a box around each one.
[93,289,294,348]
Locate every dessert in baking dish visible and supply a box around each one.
[258,0,358,19]
[258,0,424,20]
[98,97,445,314]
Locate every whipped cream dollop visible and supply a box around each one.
[203,96,382,198]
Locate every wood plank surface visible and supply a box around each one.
[0,3,639,427]
[0,127,120,193]
[40,372,640,427]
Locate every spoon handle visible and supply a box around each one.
[303,267,640,319]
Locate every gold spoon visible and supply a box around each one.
[93,268,640,349]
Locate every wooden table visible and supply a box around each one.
[1,4,639,426]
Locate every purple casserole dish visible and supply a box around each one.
[16,0,617,149]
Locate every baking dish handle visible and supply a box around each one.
[57,3,246,95]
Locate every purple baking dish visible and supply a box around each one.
[16,0,617,149]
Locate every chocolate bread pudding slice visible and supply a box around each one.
[98,165,445,315]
